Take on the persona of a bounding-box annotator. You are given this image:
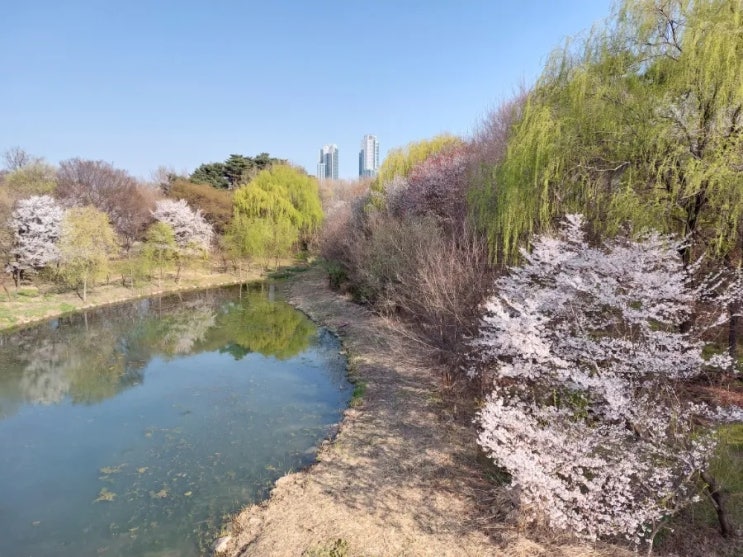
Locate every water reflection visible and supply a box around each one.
[0,283,350,557]
[0,285,319,417]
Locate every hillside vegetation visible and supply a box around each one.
[318,1,743,553]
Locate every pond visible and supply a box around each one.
[0,283,351,556]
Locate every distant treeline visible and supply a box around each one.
[0,150,322,299]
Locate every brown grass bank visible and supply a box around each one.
[0,266,265,332]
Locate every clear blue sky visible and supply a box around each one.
[1,1,613,180]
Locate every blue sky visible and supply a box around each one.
[1,1,613,180]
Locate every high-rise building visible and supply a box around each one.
[359,134,379,178]
[317,144,339,181]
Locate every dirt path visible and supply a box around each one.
[219,267,629,557]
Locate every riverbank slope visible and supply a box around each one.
[0,267,264,332]
[219,266,630,557]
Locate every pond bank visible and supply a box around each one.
[217,266,630,557]
[0,267,265,332]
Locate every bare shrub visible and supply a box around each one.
[169,179,233,234]
[394,147,471,235]
[383,220,494,362]
[319,196,368,290]
[322,205,493,365]
[318,178,372,215]
[56,158,158,250]
[319,126,504,373]
[470,89,528,170]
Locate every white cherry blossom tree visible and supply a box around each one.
[470,214,741,547]
[151,199,214,282]
[152,198,213,254]
[7,195,63,285]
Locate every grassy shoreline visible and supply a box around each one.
[0,266,268,332]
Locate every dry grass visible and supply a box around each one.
[0,263,268,332]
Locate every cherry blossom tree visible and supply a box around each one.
[152,199,213,254]
[6,195,63,286]
[470,215,741,547]
[152,199,213,281]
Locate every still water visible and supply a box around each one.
[0,284,350,556]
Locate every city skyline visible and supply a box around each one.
[359,134,379,178]
[0,2,613,180]
[314,135,379,180]
[317,144,339,181]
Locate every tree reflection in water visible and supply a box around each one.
[0,284,317,415]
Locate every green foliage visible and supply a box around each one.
[113,254,150,288]
[224,154,251,188]
[662,423,743,543]
[224,214,266,263]
[235,165,324,231]
[199,288,316,360]
[3,162,57,197]
[476,0,743,263]
[349,380,366,408]
[190,162,228,189]
[230,165,324,262]
[373,134,462,190]
[706,424,743,526]
[58,206,119,301]
[142,222,177,284]
[323,260,347,289]
[190,153,287,190]
[226,216,296,266]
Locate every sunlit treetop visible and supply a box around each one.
[475,0,743,264]
[373,134,463,191]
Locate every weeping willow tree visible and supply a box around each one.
[228,165,323,265]
[373,134,463,190]
[199,290,316,360]
[58,206,119,301]
[475,0,743,265]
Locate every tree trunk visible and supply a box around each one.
[701,471,734,538]
[729,300,739,364]
[82,277,87,302]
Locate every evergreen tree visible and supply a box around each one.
[190,154,287,190]
[190,162,229,189]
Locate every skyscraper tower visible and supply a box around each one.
[359,134,379,178]
[317,144,339,181]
